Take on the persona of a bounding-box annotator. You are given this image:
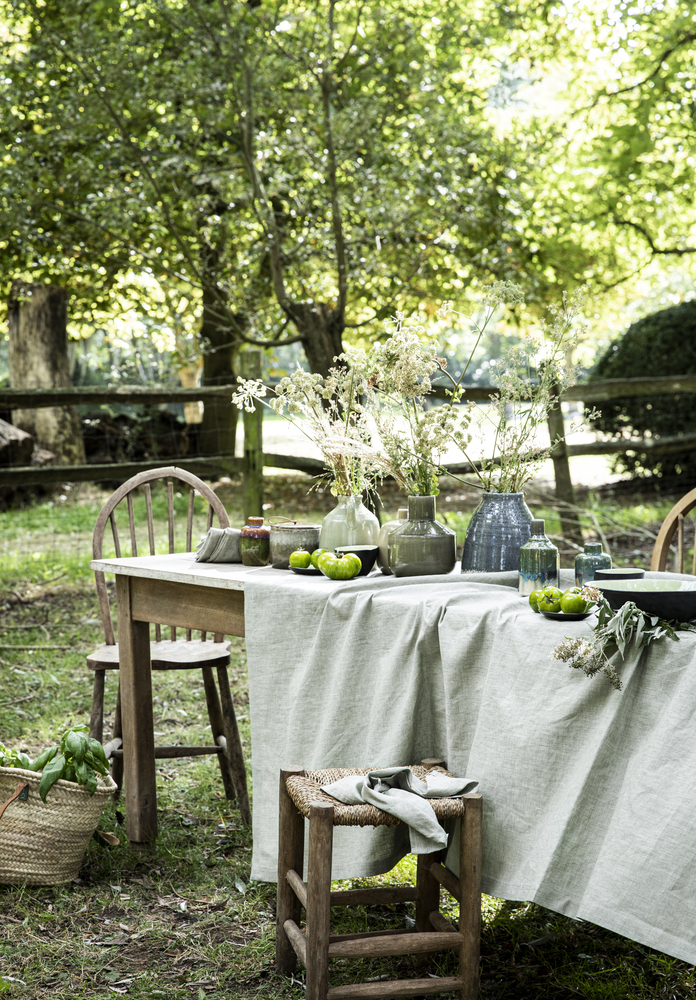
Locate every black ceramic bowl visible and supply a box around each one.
[594,579,696,620]
[335,545,379,576]
[594,567,645,581]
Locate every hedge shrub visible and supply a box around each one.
[589,300,696,481]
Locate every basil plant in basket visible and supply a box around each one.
[0,726,110,801]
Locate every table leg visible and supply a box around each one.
[115,575,157,843]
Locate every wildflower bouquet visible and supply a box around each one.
[232,363,389,497]
[338,317,475,496]
[438,284,588,493]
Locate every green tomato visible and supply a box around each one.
[289,549,312,569]
[537,586,563,614]
[560,589,589,614]
[318,552,361,580]
[528,590,543,613]
[311,548,329,569]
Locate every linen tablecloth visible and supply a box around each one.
[245,566,696,964]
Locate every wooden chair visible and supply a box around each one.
[87,466,251,825]
[276,760,482,1000]
[651,486,696,573]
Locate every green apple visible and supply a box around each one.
[560,587,589,614]
[311,548,329,568]
[528,590,542,613]
[289,549,312,569]
[537,586,563,613]
[317,551,362,580]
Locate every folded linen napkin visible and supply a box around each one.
[321,767,478,854]
[195,526,242,563]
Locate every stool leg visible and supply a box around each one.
[459,794,482,1000]
[276,768,306,976]
[306,801,334,1000]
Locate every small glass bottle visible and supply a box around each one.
[575,542,611,587]
[377,507,408,575]
[240,516,271,566]
[518,519,559,597]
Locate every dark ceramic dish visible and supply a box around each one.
[594,579,696,620]
[594,567,645,581]
[335,545,379,576]
[540,610,594,622]
[289,566,322,577]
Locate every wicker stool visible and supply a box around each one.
[276,759,482,1000]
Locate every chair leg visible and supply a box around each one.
[216,664,252,826]
[89,670,106,743]
[111,682,124,796]
[200,666,237,803]
[276,768,306,975]
[306,802,334,1000]
[459,794,483,1000]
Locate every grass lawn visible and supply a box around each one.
[0,475,693,998]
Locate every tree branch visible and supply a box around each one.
[322,1,348,317]
[614,215,696,256]
[592,30,696,105]
[239,58,289,308]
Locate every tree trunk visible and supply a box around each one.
[285,301,344,376]
[198,282,242,456]
[8,281,86,465]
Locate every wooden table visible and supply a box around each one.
[89,553,268,844]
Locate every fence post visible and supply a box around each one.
[547,386,584,546]
[239,350,264,520]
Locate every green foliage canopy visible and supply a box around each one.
[0,0,578,382]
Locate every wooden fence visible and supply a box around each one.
[1,362,695,536]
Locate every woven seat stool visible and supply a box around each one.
[276,759,482,1000]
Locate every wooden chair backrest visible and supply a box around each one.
[93,466,230,645]
[650,486,696,573]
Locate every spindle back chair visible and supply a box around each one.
[650,486,696,574]
[87,466,250,825]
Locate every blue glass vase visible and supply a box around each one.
[461,492,533,573]
[518,519,559,596]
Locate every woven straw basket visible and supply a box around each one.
[0,765,117,885]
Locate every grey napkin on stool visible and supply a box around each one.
[195,526,242,563]
[322,766,478,854]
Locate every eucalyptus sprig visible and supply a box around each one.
[0,727,110,801]
[553,587,696,690]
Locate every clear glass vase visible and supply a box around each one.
[575,543,612,587]
[319,496,380,551]
[377,507,409,575]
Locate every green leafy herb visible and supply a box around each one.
[0,742,33,770]
[1,727,109,802]
[553,589,696,691]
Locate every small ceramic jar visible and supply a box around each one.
[269,522,321,569]
[240,517,270,566]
